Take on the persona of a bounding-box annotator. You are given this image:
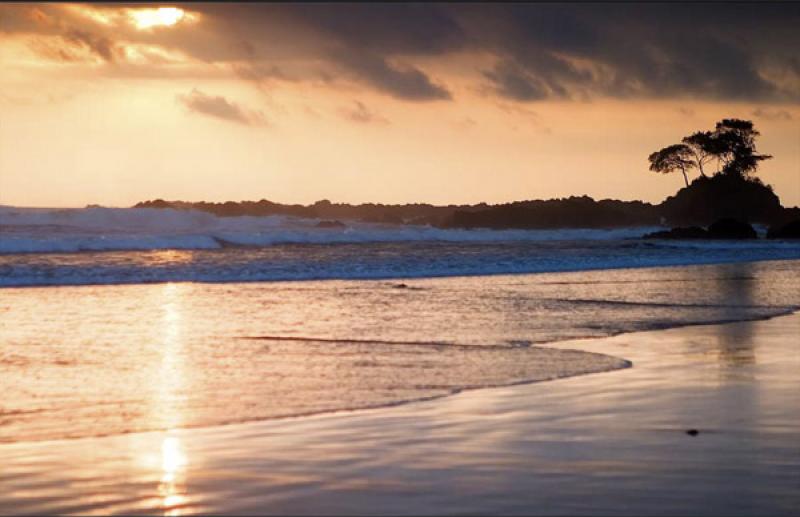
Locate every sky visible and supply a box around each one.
[0,2,798,208]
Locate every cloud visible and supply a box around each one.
[186,3,800,102]
[232,63,292,89]
[3,3,800,103]
[63,28,116,62]
[5,5,121,64]
[334,51,451,101]
[280,3,467,55]
[752,107,793,121]
[460,3,799,102]
[176,89,268,127]
[339,101,389,124]
[483,61,549,102]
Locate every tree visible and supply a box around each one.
[712,119,772,176]
[649,119,772,185]
[681,131,723,177]
[648,144,695,187]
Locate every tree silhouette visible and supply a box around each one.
[681,131,721,176]
[713,119,772,176]
[648,144,695,187]
[649,119,771,185]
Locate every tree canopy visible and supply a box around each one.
[648,144,695,187]
[648,119,771,186]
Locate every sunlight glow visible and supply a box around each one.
[120,43,191,65]
[153,284,189,515]
[161,436,187,481]
[159,435,188,516]
[129,7,188,30]
[157,282,186,431]
[63,5,116,26]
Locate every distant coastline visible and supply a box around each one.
[134,174,800,231]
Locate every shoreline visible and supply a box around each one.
[2,311,799,515]
[3,306,796,447]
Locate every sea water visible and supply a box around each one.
[2,206,800,286]
[1,206,799,443]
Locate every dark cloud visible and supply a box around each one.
[334,50,451,101]
[483,61,549,102]
[628,33,778,101]
[461,3,799,102]
[281,3,466,56]
[194,3,800,103]
[4,3,800,103]
[339,100,388,125]
[177,89,267,127]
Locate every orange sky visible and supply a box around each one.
[1,3,798,208]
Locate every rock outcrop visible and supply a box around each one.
[767,219,800,239]
[644,218,757,240]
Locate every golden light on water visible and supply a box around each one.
[129,7,190,30]
[159,435,188,516]
[158,282,186,431]
[156,283,189,515]
[161,436,187,481]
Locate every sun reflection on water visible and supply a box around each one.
[158,434,188,515]
[155,283,190,515]
[157,282,186,430]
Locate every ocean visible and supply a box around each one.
[2,205,800,286]
[2,206,800,443]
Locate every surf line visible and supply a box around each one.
[237,335,522,351]
[543,297,794,310]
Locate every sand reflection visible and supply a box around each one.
[714,263,757,373]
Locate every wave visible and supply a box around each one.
[3,206,800,287]
[0,206,661,254]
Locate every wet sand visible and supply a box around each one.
[1,313,798,515]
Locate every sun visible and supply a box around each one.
[129,7,188,30]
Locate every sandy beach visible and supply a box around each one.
[2,311,798,515]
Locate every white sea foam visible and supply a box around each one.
[0,206,662,253]
[3,206,800,287]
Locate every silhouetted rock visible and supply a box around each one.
[133,173,798,230]
[315,220,346,229]
[767,219,800,239]
[644,218,757,240]
[136,198,172,209]
[643,226,708,239]
[445,196,661,229]
[378,212,404,225]
[660,174,783,226]
[706,218,757,239]
[134,198,472,226]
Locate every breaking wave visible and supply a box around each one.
[0,206,660,254]
[2,206,800,287]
